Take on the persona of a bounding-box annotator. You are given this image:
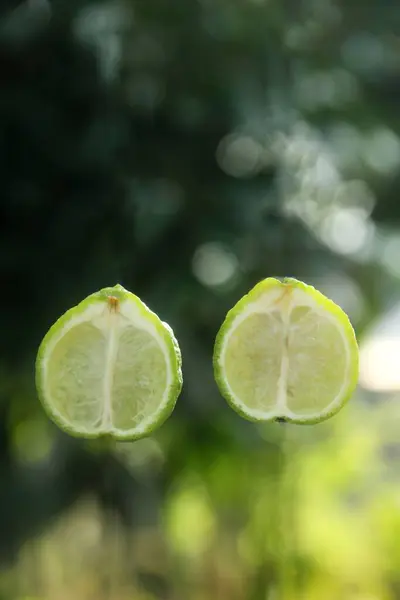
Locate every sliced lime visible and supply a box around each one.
[213,278,359,424]
[36,284,182,440]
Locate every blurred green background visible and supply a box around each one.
[1,0,400,598]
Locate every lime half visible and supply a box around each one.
[36,285,182,440]
[213,278,359,424]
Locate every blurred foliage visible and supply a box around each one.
[1,0,400,598]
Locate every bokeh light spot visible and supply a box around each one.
[12,418,55,466]
[362,128,400,175]
[164,481,215,556]
[217,134,263,178]
[192,242,239,288]
[360,339,400,392]
[360,304,400,391]
[321,208,374,256]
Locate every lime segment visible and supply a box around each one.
[36,285,182,440]
[224,312,283,413]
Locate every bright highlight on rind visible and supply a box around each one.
[35,284,182,440]
[213,277,359,424]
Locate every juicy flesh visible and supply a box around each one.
[223,292,348,418]
[46,308,167,433]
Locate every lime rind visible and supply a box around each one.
[213,277,359,425]
[36,284,182,441]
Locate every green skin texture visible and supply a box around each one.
[35,284,183,441]
[213,277,359,425]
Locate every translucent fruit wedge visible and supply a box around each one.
[213,278,359,424]
[36,285,182,440]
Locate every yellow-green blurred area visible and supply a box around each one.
[1,0,400,598]
[4,401,400,600]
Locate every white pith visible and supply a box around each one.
[218,286,352,421]
[41,299,173,436]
